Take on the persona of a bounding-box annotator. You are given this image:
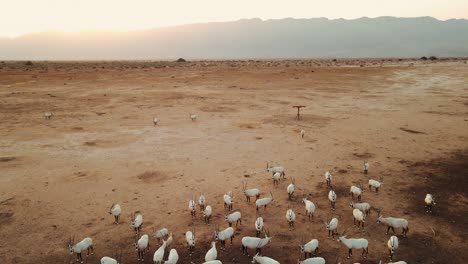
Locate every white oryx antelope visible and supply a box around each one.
[323,215,339,238]
[153,240,167,264]
[190,113,197,121]
[287,177,295,199]
[134,234,150,262]
[44,111,53,119]
[424,194,436,213]
[368,177,384,193]
[203,205,213,224]
[253,253,280,264]
[377,214,409,237]
[328,190,337,210]
[225,211,242,227]
[185,229,196,251]
[131,213,143,235]
[68,236,94,263]
[302,197,316,220]
[223,191,233,211]
[108,203,121,224]
[100,251,122,264]
[286,206,296,229]
[164,249,179,264]
[199,194,206,211]
[153,117,159,126]
[241,231,271,256]
[350,202,371,216]
[350,184,363,201]
[256,192,274,211]
[255,216,264,237]
[300,129,305,138]
[189,197,197,219]
[364,161,369,174]
[214,224,235,249]
[298,257,326,264]
[266,162,285,178]
[205,241,218,262]
[353,209,366,228]
[299,237,319,258]
[100,256,120,264]
[272,172,281,186]
[387,235,399,261]
[325,171,332,188]
[242,182,260,202]
[337,232,369,259]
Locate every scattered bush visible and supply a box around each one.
[420,56,428,60]
[25,61,33,66]
[176,58,186,62]
[429,56,438,60]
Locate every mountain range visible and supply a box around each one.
[1,16,467,60]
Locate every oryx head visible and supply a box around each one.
[134,235,139,251]
[214,224,220,240]
[264,229,272,242]
[255,216,263,229]
[130,212,135,224]
[242,181,247,194]
[375,208,383,223]
[298,235,305,253]
[323,214,332,230]
[191,228,196,245]
[389,236,397,254]
[68,235,75,254]
[337,228,348,242]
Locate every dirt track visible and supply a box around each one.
[0,59,467,264]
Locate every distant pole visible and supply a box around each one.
[293,106,306,120]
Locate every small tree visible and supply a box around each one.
[429,56,438,60]
[420,56,428,60]
[176,58,186,62]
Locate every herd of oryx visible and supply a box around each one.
[61,115,437,264]
[67,159,436,264]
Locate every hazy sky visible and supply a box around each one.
[1,0,467,37]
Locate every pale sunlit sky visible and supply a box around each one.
[1,0,467,37]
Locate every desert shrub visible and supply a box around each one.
[177,58,186,62]
[420,56,428,60]
[429,56,438,60]
[25,61,33,66]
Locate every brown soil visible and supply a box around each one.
[0,59,467,264]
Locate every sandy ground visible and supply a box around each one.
[0,59,467,264]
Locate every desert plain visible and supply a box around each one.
[0,59,467,264]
